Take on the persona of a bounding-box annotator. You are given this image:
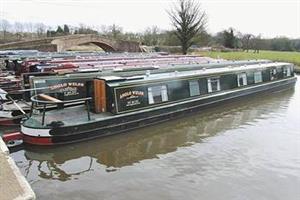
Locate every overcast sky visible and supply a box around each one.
[1,0,299,38]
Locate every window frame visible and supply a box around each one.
[189,80,200,96]
[148,85,168,104]
[207,77,221,93]
[237,73,247,87]
[283,65,291,77]
[254,71,263,83]
[270,68,277,80]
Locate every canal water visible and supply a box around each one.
[11,78,300,200]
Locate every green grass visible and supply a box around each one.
[199,50,300,67]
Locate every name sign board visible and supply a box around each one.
[32,77,92,101]
[115,86,148,112]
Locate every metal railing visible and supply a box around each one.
[30,94,92,126]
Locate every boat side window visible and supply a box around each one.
[270,68,277,80]
[189,80,200,96]
[276,66,284,78]
[237,73,247,87]
[148,85,168,104]
[207,77,220,93]
[283,65,291,77]
[254,71,263,83]
[246,72,255,85]
[291,65,294,75]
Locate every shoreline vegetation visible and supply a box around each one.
[197,50,300,73]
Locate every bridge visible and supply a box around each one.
[0,34,142,52]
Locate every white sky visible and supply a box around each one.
[1,0,299,38]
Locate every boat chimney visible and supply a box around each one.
[146,70,151,77]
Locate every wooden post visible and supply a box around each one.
[94,79,106,113]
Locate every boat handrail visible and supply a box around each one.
[30,94,92,125]
[30,94,92,105]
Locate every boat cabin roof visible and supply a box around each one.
[30,59,270,81]
[99,62,292,87]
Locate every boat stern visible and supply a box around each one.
[20,119,53,145]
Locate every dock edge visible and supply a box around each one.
[0,137,36,200]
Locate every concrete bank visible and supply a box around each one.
[0,138,35,200]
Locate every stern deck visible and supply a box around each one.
[31,105,112,126]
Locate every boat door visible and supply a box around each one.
[94,79,107,113]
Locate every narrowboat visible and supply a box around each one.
[5,61,297,145]
[0,60,268,127]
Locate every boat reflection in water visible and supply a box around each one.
[16,87,294,182]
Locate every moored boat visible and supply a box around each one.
[4,61,297,145]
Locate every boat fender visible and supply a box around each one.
[2,132,23,148]
[47,121,64,128]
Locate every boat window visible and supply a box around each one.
[246,72,255,85]
[148,85,168,104]
[207,78,220,93]
[270,68,277,80]
[254,71,263,83]
[237,73,247,87]
[283,66,291,77]
[220,74,238,90]
[276,66,284,78]
[189,80,200,96]
[167,80,190,101]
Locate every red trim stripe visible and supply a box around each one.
[2,132,23,143]
[0,119,18,126]
[22,134,53,145]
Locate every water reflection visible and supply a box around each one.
[15,88,294,182]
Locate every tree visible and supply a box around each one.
[76,23,98,34]
[252,34,262,53]
[193,30,211,47]
[14,22,24,40]
[56,26,64,35]
[223,28,236,48]
[47,30,57,37]
[142,26,159,46]
[122,32,141,42]
[270,37,293,51]
[163,31,181,46]
[0,19,11,40]
[167,0,207,54]
[238,33,253,52]
[63,24,70,35]
[35,23,46,37]
[292,39,300,52]
[14,22,24,33]
[109,24,123,39]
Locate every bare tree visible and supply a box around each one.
[35,23,46,37]
[109,24,123,39]
[142,26,160,46]
[238,33,253,52]
[252,34,262,53]
[167,0,207,54]
[24,22,35,39]
[14,22,24,33]
[0,19,11,40]
[14,22,24,40]
[24,22,33,33]
[99,25,109,34]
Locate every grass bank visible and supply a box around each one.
[199,50,300,72]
